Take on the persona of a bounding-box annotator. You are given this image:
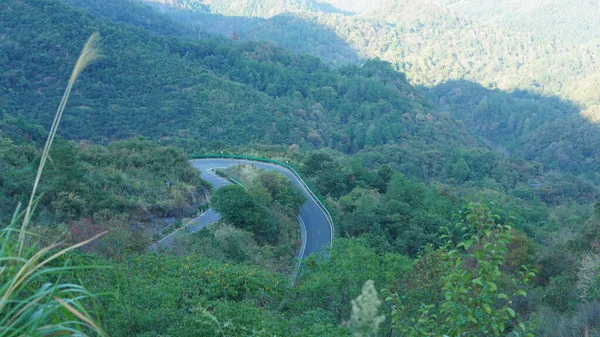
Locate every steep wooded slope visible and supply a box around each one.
[133,0,600,181]
[1,0,481,155]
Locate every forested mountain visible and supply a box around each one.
[147,0,600,96]
[1,0,487,156]
[60,0,195,37]
[428,81,600,180]
[138,0,600,183]
[4,0,600,335]
[143,0,600,108]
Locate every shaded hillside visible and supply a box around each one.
[60,0,194,37]
[148,0,600,129]
[1,0,482,155]
[428,81,600,181]
[143,0,386,16]
[154,10,361,65]
[132,0,600,181]
[146,0,600,100]
[311,0,386,14]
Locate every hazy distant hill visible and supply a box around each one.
[145,0,321,16]
[313,0,386,14]
[436,0,600,46]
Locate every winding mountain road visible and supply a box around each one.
[157,159,333,260]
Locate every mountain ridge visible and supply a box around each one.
[132,0,600,182]
[2,0,482,155]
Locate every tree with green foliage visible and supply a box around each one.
[294,238,412,322]
[451,157,472,183]
[213,184,268,236]
[389,202,535,336]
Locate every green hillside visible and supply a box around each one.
[0,118,205,258]
[138,0,600,182]
[147,0,600,96]
[428,81,600,180]
[1,0,482,155]
[4,0,600,336]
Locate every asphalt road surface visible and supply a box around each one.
[156,159,333,260]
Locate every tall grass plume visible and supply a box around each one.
[19,33,103,251]
[1,33,106,337]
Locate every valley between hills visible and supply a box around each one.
[2,0,600,335]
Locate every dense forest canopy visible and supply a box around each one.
[135,0,600,183]
[3,0,600,335]
[145,0,600,99]
[1,0,489,156]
